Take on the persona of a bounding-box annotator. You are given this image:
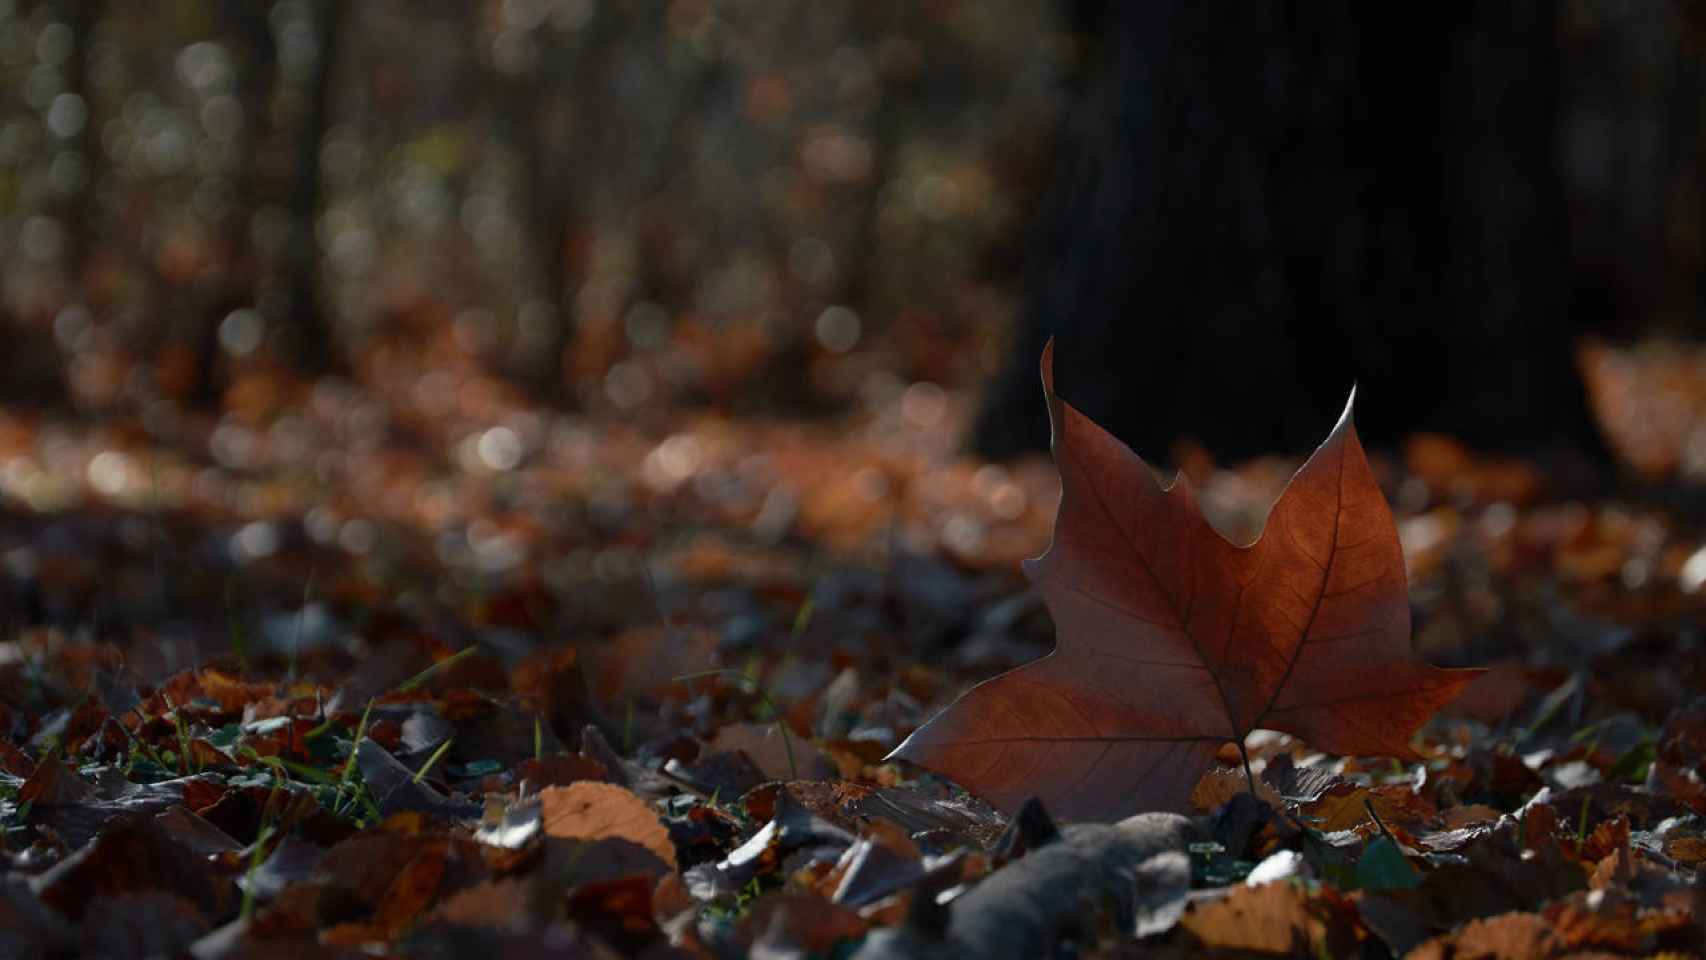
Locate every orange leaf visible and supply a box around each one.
[891,342,1480,819]
[372,845,448,936]
[1180,881,1316,955]
[539,782,677,871]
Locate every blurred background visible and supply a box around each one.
[0,0,1703,646]
[0,0,1703,462]
[0,0,1054,431]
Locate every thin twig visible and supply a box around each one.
[1363,796,1398,843]
[1237,740,1257,797]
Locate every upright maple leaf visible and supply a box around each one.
[890,342,1479,821]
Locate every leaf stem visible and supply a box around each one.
[1363,796,1398,843]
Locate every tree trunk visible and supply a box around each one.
[279,0,347,375]
[973,1,1609,466]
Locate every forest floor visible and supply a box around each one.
[1,338,1704,958]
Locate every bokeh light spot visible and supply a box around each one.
[477,426,523,471]
[219,308,265,357]
[815,305,861,353]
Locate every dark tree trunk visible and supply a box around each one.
[973,1,1609,466]
[9,0,104,410]
[504,68,577,400]
[61,0,99,293]
[189,0,279,408]
[279,0,347,375]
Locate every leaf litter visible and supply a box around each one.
[0,344,1702,957]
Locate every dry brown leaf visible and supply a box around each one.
[513,754,609,790]
[1179,880,1317,955]
[565,875,660,955]
[1654,696,1706,815]
[428,877,532,929]
[1411,889,1699,959]
[1189,765,1285,813]
[31,811,239,923]
[1409,911,1551,960]
[739,893,870,956]
[0,739,32,777]
[892,343,1479,819]
[710,722,834,783]
[1300,781,1437,834]
[372,846,448,937]
[539,782,676,871]
[18,754,96,807]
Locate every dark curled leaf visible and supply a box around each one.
[355,740,480,819]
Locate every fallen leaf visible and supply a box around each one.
[847,785,1006,851]
[1409,888,1701,959]
[891,342,1480,818]
[0,878,72,957]
[710,721,834,782]
[79,891,209,960]
[538,782,677,870]
[30,811,240,923]
[1408,910,1550,960]
[686,789,858,900]
[739,892,868,956]
[1354,836,1420,891]
[1653,696,1706,814]
[1356,814,1586,955]
[1299,781,1437,834]
[371,846,448,937]
[240,835,325,905]
[0,738,32,776]
[1179,879,1317,955]
[18,754,96,806]
[354,740,480,818]
[510,646,605,747]
[512,754,608,790]
[564,874,660,955]
[314,830,486,921]
[830,837,923,908]
[426,877,532,929]
[399,919,625,958]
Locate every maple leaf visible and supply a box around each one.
[889,342,1480,821]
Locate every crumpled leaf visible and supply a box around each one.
[891,342,1481,819]
[25,767,227,850]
